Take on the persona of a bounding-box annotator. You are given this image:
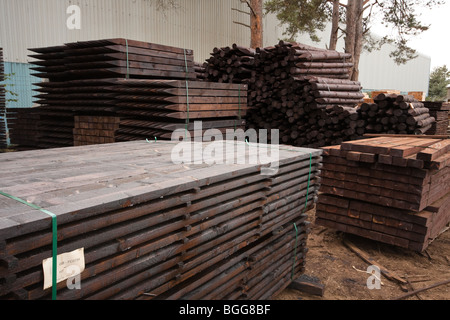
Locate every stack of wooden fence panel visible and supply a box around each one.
[316,136,450,252]
[0,47,7,149]
[0,140,322,300]
[422,101,450,136]
[358,94,435,135]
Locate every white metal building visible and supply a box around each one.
[0,0,432,110]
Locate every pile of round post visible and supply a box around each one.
[358,93,435,135]
[204,41,365,148]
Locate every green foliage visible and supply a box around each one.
[374,0,443,65]
[264,0,443,66]
[1,73,18,103]
[427,65,450,101]
[265,0,331,42]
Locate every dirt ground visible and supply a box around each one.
[275,209,450,301]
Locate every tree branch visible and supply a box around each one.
[240,0,256,17]
[233,21,251,29]
[232,8,251,15]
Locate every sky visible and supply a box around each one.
[371,1,450,70]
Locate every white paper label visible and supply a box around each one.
[42,248,85,290]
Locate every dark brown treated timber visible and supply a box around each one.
[316,137,450,252]
[357,94,435,135]
[205,41,365,149]
[17,39,250,149]
[0,140,322,300]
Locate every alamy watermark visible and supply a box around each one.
[160,121,281,176]
[67,5,81,30]
[366,265,382,290]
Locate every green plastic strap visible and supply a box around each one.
[183,49,190,139]
[303,153,313,211]
[291,223,298,280]
[234,85,242,132]
[291,153,312,280]
[0,191,58,300]
[125,39,130,79]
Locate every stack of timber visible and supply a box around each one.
[27,39,195,148]
[0,48,7,149]
[18,39,248,149]
[247,41,363,148]
[422,101,450,136]
[204,41,365,148]
[29,39,196,81]
[74,115,120,146]
[358,94,435,135]
[194,62,207,81]
[316,136,450,252]
[34,78,248,143]
[7,108,41,150]
[204,44,257,84]
[0,140,322,300]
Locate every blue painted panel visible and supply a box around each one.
[3,62,40,109]
[1,62,41,146]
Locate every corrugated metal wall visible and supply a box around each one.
[0,0,431,94]
[0,0,281,64]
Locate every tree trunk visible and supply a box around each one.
[329,0,340,50]
[250,0,263,48]
[351,0,364,81]
[344,0,364,81]
[344,0,356,59]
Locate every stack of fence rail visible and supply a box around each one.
[0,140,322,300]
[0,48,7,149]
[316,136,450,252]
[23,39,247,148]
[422,101,450,136]
[357,94,435,135]
[204,41,365,148]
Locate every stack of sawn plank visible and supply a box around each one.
[316,136,450,252]
[422,101,450,136]
[0,140,322,300]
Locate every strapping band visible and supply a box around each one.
[125,39,130,79]
[234,84,242,132]
[291,223,299,280]
[0,191,58,300]
[183,49,190,139]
